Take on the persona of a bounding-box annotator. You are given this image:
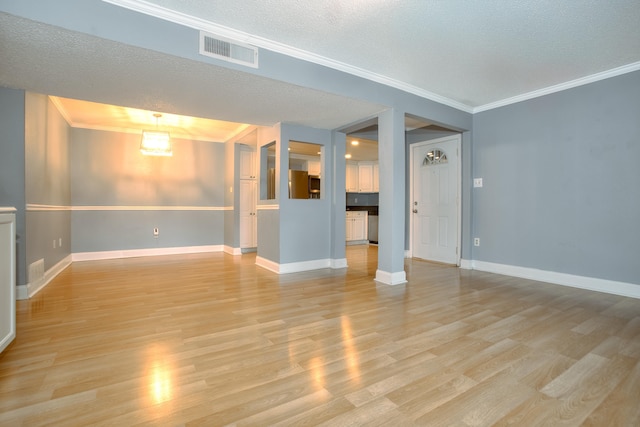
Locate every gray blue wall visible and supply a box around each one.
[472,70,640,285]
[70,128,225,253]
[24,93,71,272]
[0,88,26,286]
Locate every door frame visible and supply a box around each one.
[409,134,462,265]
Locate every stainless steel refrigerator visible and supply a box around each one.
[289,170,309,199]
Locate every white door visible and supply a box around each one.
[411,135,460,264]
[239,147,256,180]
[239,179,257,248]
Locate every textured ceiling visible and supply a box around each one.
[124,0,640,108]
[0,12,385,141]
[1,1,639,146]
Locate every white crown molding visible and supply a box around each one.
[474,61,640,113]
[102,0,473,113]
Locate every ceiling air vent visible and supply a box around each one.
[199,32,258,68]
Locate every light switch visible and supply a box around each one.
[473,178,483,188]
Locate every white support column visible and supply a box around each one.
[376,109,407,285]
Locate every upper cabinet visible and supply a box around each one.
[373,163,379,192]
[346,163,359,192]
[347,161,378,193]
[239,147,256,179]
[307,160,321,176]
[358,163,374,192]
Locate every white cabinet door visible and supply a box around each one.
[346,163,359,192]
[0,211,16,354]
[346,211,367,242]
[373,163,379,192]
[308,160,321,176]
[239,180,257,248]
[352,212,367,240]
[358,164,373,192]
[239,147,256,180]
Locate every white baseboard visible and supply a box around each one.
[72,245,223,262]
[224,245,241,255]
[17,255,72,300]
[255,256,280,273]
[375,269,407,286]
[471,260,640,299]
[255,256,332,274]
[459,259,473,270]
[331,258,348,269]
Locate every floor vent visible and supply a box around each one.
[199,32,258,68]
[28,259,45,286]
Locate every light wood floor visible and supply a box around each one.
[1,246,639,426]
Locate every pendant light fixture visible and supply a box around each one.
[140,113,172,156]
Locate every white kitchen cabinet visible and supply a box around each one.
[346,163,359,192]
[239,147,256,179]
[0,208,16,354]
[346,211,368,243]
[307,160,321,176]
[358,163,374,192]
[373,163,379,192]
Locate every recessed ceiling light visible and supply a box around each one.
[345,154,352,159]
[351,140,359,146]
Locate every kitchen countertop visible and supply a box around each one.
[346,205,378,215]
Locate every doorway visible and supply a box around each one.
[410,135,461,265]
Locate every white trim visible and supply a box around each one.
[279,259,331,274]
[223,245,242,255]
[72,245,222,261]
[17,255,72,300]
[102,0,472,113]
[375,269,407,286]
[255,256,332,274]
[459,259,473,270]
[0,207,17,213]
[409,135,462,266]
[257,204,279,210]
[330,258,348,269]
[255,256,280,273]
[16,285,28,301]
[474,61,640,113]
[470,260,640,299]
[26,204,72,211]
[404,250,411,259]
[70,205,228,211]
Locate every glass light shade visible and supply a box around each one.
[140,131,172,156]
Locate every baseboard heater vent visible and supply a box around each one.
[28,259,45,287]
[199,32,259,68]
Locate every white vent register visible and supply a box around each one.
[199,32,258,68]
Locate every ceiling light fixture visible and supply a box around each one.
[351,140,359,146]
[345,154,352,159]
[141,113,172,156]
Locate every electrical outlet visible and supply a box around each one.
[474,238,480,247]
[153,227,159,237]
[59,238,62,247]
[473,178,483,188]
[53,239,56,249]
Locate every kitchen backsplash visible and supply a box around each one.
[346,192,379,207]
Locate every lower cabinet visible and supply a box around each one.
[346,211,368,243]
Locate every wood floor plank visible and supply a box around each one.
[1,246,639,425]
